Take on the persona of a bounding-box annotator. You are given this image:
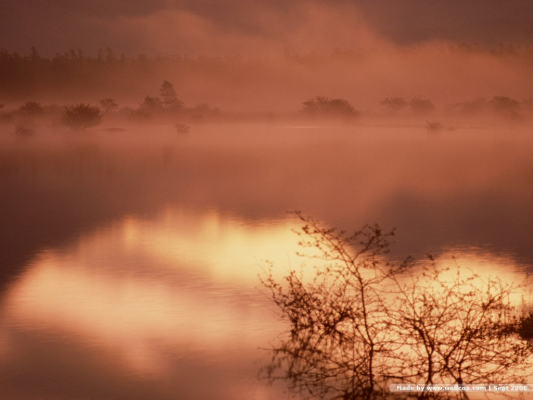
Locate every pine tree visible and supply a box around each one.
[159,80,184,110]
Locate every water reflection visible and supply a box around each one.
[0,209,299,400]
[260,216,533,400]
[2,125,533,289]
[1,124,533,399]
[1,208,531,399]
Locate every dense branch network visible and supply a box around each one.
[261,213,533,400]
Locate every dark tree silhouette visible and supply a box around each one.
[99,98,118,113]
[261,214,533,400]
[261,213,412,400]
[302,96,359,119]
[491,96,521,119]
[159,80,184,110]
[380,97,408,113]
[389,262,531,394]
[19,101,44,116]
[62,104,102,131]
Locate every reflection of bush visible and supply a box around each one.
[262,213,532,400]
[14,123,36,137]
[302,96,359,119]
[426,121,442,131]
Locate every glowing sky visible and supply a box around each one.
[1,0,532,56]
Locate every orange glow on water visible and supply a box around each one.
[2,209,300,377]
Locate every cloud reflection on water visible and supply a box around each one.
[0,209,298,399]
[1,208,530,399]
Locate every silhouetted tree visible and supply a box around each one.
[99,98,118,113]
[380,97,408,113]
[261,214,533,400]
[491,96,521,119]
[302,96,359,119]
[389,261,531,392]
[159,80,184,111]
[19,101,44,116]
[410,97,435,115]
[261,213,412,399]
[516,312,533,340]
[62,104,102,131]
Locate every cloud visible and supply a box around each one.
[97,1,381,56]
[355,0,533,46]
[1,0,532,56]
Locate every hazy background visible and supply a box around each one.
[1,4,533,399]
[0,0,532,112]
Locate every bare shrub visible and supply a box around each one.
[261,214,532,400]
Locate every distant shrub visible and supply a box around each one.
[380,97,408,113]
[62,104,102,131]
[302,96,359,119]
[19,101,44,116]
[426,121,442,131]
[176,123,190,133]
[99,98,118,113]
[410,97,435,115]
[491,96,521,119]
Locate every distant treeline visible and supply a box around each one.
[1,45,533,102]
[0,47,213,100]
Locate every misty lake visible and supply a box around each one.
[1,122,533,399]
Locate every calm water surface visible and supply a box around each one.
[1,123,533,399]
